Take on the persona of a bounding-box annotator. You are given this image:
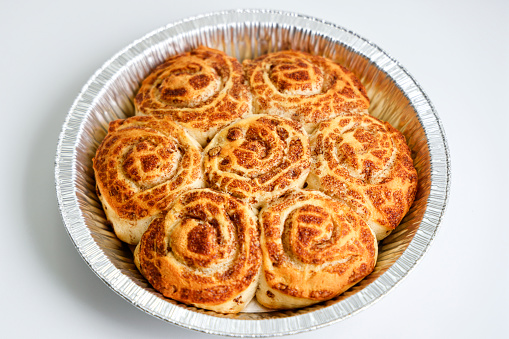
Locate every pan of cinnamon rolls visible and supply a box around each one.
[56,10,450,336]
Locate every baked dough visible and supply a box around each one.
[306,114,418,240]
[243,50,369,133]
[203,114,310,208]
[135,46,252,146]
[92,47,420,313]
[93,115,203,245]
[134,189,261,313]
[256,189,377,309]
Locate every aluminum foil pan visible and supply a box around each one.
[55,9,450,337]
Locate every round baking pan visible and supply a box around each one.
[55,9,450,337]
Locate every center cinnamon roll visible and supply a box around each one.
[257,189,378,309]
[203,115,311,208]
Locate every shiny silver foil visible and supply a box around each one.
[54,10,450,337]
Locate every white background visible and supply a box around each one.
[1,0,508,338]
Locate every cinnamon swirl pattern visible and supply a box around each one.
[243,50,369,133]
[306,115,418,240]
[203,115,311,208]
[257,189,377,309]
[93,115,203,245]
[135,189,261,313]
[90,47,419,313]
[134,46,252,146]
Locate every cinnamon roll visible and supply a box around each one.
[306,115,418,240]
[203,115,311,208]
[257,189,377,309]
[93,115,203,245]
[134,189,261,314]
[243,50,369,133]
[134,46,252,146]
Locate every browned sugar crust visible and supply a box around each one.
[243,50,369,131]
[92,47,419,313]
[256,189,377,309]
[137,189,261,313]
[307,114,418,240]
[92,115,203,244]
[134,46,252,146]
[203,115,311,207]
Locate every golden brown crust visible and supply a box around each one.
[257,189,377,309]
[243,50,369,132]
[307,115,418,240]
[135,189,261,313]
[203,115,311,208]
[92,115,203,245]
[91,48,419,313]
[134,46,252,146]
